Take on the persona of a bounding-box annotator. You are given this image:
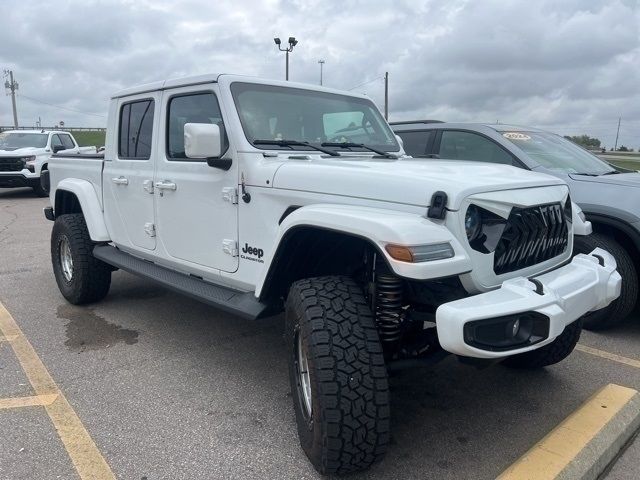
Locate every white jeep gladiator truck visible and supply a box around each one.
[0,129,95,196]
[45,74,621,475]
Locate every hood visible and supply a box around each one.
[272,156,566,210]
[0,147,43,155]
[569,172,640,187]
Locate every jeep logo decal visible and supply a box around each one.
[241,243,264,263]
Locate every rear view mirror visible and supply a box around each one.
[52,144,66,153]
[184,123,222,159]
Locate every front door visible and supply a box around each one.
[103,93,159,251]
[154,86,238,273]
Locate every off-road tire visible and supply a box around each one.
[51,214,111,304]
[503,319,582,369]
[573,233,637,330]
[285,276,390,475]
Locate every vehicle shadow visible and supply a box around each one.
[64,272,630,480]
[0,187,38,200]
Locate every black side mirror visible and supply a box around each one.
[206,157,232,170]
[52,145,65,153]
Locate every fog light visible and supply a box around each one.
[463,312,549,352]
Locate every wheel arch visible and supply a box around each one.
[256,204,472,302]
[585,212,640,271]
[258,225,387,303]
[54,179,110,242]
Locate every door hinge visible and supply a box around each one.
[143,179,154,194]
[144,223,156,237]
[222,187,238,204]
[222,239,238,257]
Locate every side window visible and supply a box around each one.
[118,99,155,159]
[60,134,75,150]
[166,92,228,161]
[396,130,434,157]
[438,131,514,165]
[51,134,63,149]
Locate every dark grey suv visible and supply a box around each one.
[392,121,639,330]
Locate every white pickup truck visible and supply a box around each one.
[45,73,621,475]
[0,129,95,196]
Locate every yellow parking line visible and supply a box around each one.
[497,384,639,480]
[576,343,640,369]
[0,393,59,410]
[0,302,115,480]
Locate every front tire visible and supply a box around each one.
[503,319,582,369]
[573,233,637,330]
[51,214,111,304]
[285,276,390,475]
[32,171,49,197]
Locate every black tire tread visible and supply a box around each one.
[51,214,111,304]
[573,233,637,330]
[503,319,582,369]
[286,276,390,475]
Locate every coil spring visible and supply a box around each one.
[375,274,404,345]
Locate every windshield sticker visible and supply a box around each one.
[503,132,531,141]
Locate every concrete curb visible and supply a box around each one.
[497,384,640,480]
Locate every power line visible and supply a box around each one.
[18,93,106,118]
[347,76,383,91]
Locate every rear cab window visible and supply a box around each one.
[118,99,155,159]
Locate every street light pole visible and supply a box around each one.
[274,37,298,81]
[318,60,325,85]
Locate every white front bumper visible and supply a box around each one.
[436,248,621,359]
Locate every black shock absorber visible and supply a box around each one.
[375,273,404,347]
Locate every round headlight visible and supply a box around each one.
[465,205,482,242]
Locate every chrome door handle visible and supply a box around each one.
[155,180,177,191]
[111,176,129,185]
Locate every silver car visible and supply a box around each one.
[392,121,638,330]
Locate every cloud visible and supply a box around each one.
[0,0,638,148]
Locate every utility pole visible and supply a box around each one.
[384,72,389,120]
[614,117,621,151]
[3,70,19,128]
[318,60,325,85]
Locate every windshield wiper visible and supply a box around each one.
[600,170,620,175]
[321,142,397,158]
[253,139,340,156]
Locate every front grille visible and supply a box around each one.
[0,157,25,172]
[493,203,568,275]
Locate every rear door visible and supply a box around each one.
[103,93,159,251]
[153,85,238,272]
[432,129,518,165]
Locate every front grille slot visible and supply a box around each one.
[0,157,25,172]
[493,203,568,275]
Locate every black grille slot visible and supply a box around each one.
[494,203,568,275]
[0,157,25,172]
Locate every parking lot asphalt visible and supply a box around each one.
[1,187,639,480]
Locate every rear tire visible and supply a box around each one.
[285,276,390,475]
[503,319,582,369]
[51,214,111,304]
[573,233,637,330]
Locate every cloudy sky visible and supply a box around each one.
[1,0,638,149]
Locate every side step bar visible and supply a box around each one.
[93,245,270,320]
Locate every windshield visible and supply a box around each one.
[502,131,614,175]
[231,82,399,153]
[0,132,48,150]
